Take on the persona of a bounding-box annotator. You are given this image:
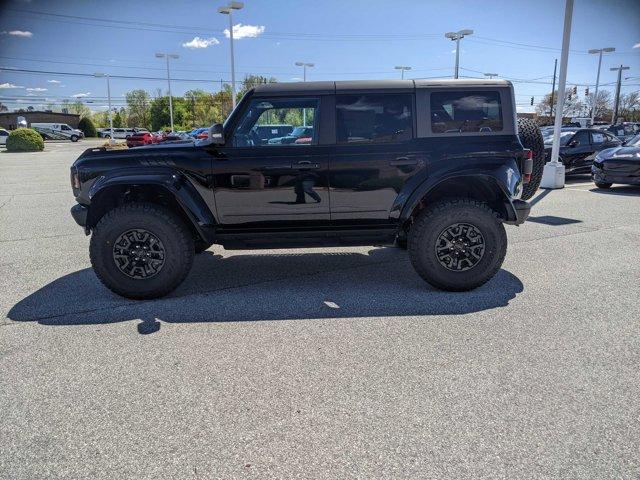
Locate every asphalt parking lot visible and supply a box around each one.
[1,140,639,479]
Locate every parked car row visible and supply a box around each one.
[98,127,149,139]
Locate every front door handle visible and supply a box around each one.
[389,157,418,166]
[296,160,320,170]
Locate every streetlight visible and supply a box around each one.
[394,65,412,79]
[295,61,314,125]
[484,72,498,79]
[445,29,473,79]
[610,65,630,124]
[155,52,179,132]
[218,1,244,110]
[94,72,114,145]
[588,47,615,125]
[295,61,314,81]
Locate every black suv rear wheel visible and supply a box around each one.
[408,199,507,291]
[90,203,194,299]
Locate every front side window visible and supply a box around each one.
[232,97,318,147]
[591,131,606,144]
[571,130,590,146]
[431,90,503,133]
[336,94,412,144]
[61,125,71,131]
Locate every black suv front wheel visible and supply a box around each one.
[408,199,507,291]
[90,203,194,299]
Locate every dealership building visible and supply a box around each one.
[0,111,80,130]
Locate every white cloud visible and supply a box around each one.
[47,79,61,84]
[72,92,91,98]
[1,30,33,38]
[224,24,265,40]
[0,82,25,89]
[182,36,220,49]
[26,87,47,92]
[633,43,640,49]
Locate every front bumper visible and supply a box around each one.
[70,204,88,228]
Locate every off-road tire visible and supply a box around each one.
[517,118,545,200]
[408,199,507,291]
[90,202,194,299]
[594,181,612,189]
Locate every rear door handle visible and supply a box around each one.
[262,164,292,170]
[296,160,320,170]
[389,157,418,166]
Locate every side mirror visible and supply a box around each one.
[209,123,225,145]
[568,139,579,148]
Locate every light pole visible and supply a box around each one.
[295,61,314,125]
[588,47,615,125]
[484,73,498,79]
[394,66,412,79]
[94,72,114,145]
[610,65,630,124]
[218,1,244,110]
[445,29,473,79]
[155,53,179,132]
[295,61,314,82]
[541,0,574,190]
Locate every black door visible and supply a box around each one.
[212,96,330,227]
[561,130,592,172]
[330,93,424,224]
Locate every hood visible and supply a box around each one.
[597,145,640,161]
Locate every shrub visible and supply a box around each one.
[6,128,45,152]
[78,117,97,137]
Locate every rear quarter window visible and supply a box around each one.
[430,90,503,134]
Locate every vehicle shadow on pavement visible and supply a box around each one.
[8,248,524,333]
[589,185,640,196]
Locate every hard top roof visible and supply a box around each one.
[251,78,512,96]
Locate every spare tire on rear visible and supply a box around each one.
[517,118,545,200]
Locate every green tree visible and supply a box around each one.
[78,117,97,137]
[149,96,187,131]
[71,101,91,118]
[125,89,151,128]
[535,90,584,117]
[112,110,124,128]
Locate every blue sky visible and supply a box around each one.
[0,0,638,114]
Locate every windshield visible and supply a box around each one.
[544,130,576,146]
[626,134,640,147]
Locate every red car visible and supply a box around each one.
[126,132,155,147]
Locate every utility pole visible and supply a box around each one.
[93,73,114,145]
[610,65,630,124]
[541,0,574,190]
[588,47,615,125]
[549,58,557,118]
[218,2,244,110]
[155,53,179,132]
[445,29,473,79]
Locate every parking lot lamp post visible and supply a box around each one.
[445,29,473,79]
[541,0,574,190]
[219,2,244,110]
[610,65,630,124]
[155,53,179,132]
[94,73,114,145]
[484,73,498,79]
[296,61,315,125]
[588,47,615,125]
[394,66,412,79]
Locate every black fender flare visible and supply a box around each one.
[398,162,522,224]
[86,168,216,242]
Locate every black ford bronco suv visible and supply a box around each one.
[70,79,544,299]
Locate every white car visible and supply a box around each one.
[0,128,9,145]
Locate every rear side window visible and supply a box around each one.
[431,91,503,134]
[336,94,413,144]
